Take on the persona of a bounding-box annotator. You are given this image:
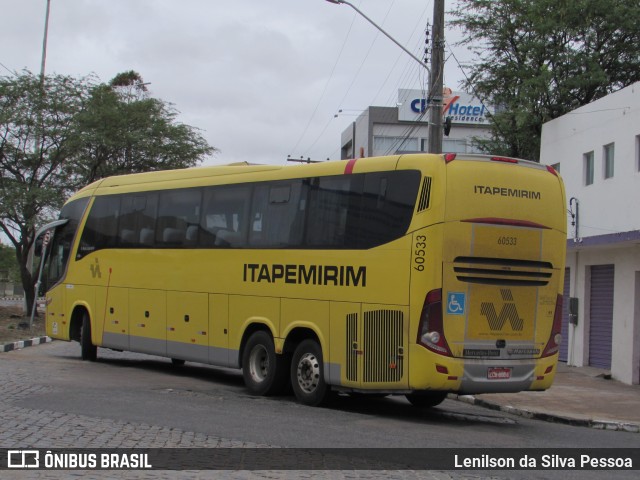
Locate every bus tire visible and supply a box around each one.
[405,392,447,408]
[80,312,97,361]
[242,330,288,396]
[291,339,330,407]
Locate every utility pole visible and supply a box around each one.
[427,0,445,153]
[327,0,444,153]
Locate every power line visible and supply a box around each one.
[0,62,18,76]
[301,1,397,158]
[288,3,359,157]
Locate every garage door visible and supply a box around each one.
[559,267,570,362]
[589,264,614,369]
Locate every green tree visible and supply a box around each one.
[73,71,214,182]
[0,70,214,314]
[0,244,20,285]
[0,71,89,312]
[451,0,640,161]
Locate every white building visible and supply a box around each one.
[540,82,640,385]
[340,89,492,158]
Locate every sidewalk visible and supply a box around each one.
[455,363,640,432]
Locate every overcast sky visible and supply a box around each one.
[1,0,470,166]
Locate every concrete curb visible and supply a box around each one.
[0,336,52,353]
[452,394,640,433]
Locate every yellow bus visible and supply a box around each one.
[38,153,566,407]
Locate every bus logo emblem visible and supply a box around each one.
[90,258,102,279]
[480,289,524,331]
[447,292,466,315]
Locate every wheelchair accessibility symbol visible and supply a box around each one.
[447,292,466,315]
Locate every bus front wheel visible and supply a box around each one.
[242,331,288,396]
[291,339,330,407]
[80,312,97,361]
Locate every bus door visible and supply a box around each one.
[44,233,67,340]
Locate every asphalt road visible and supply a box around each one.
[1,340,638,479]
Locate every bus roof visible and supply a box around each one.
[72,155,417,198]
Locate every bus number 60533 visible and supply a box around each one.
[414,235,427,271]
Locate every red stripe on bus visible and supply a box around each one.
[344,158,357,174]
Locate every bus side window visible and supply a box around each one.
[117,193,159,248]
[137,193,158,248]
[156,189,201,248]
[200,185,250,248]
[357,170,420,248]
[305,175,360,248]
[249,180,305,248]
[77,195,119,259]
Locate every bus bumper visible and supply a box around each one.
[409,346,558,394]
[458,356,557,394]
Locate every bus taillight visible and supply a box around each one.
[490,156,518,164]
[417,289,453,357]
[541,294,563,357]
[546,165,559,176]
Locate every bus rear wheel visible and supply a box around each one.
[291,339,330,407]
[242,331,288,396]
[405,391,448,408]
[80,312,97,361]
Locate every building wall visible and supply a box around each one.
[541,82,640,384]
[541,83,640,237]
[340,105,492,159]
[566,247,640,384]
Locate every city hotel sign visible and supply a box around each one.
[398,88,494,125]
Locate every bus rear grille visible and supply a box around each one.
[453,256,553,287]
[363,310,404,383]
[417,177,432,212]
[346,313,358,382]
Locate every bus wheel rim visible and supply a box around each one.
[296,352,320,394]
[248,345,269,383]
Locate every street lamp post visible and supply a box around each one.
[326,0,444,153]
[325,0,429,73]
[29,0,52,322]
[40,0,52,82]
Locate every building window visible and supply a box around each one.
[603,143,614,179]
[584,151,594,186]
[438,138,485,154]
[372,136,419,156]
